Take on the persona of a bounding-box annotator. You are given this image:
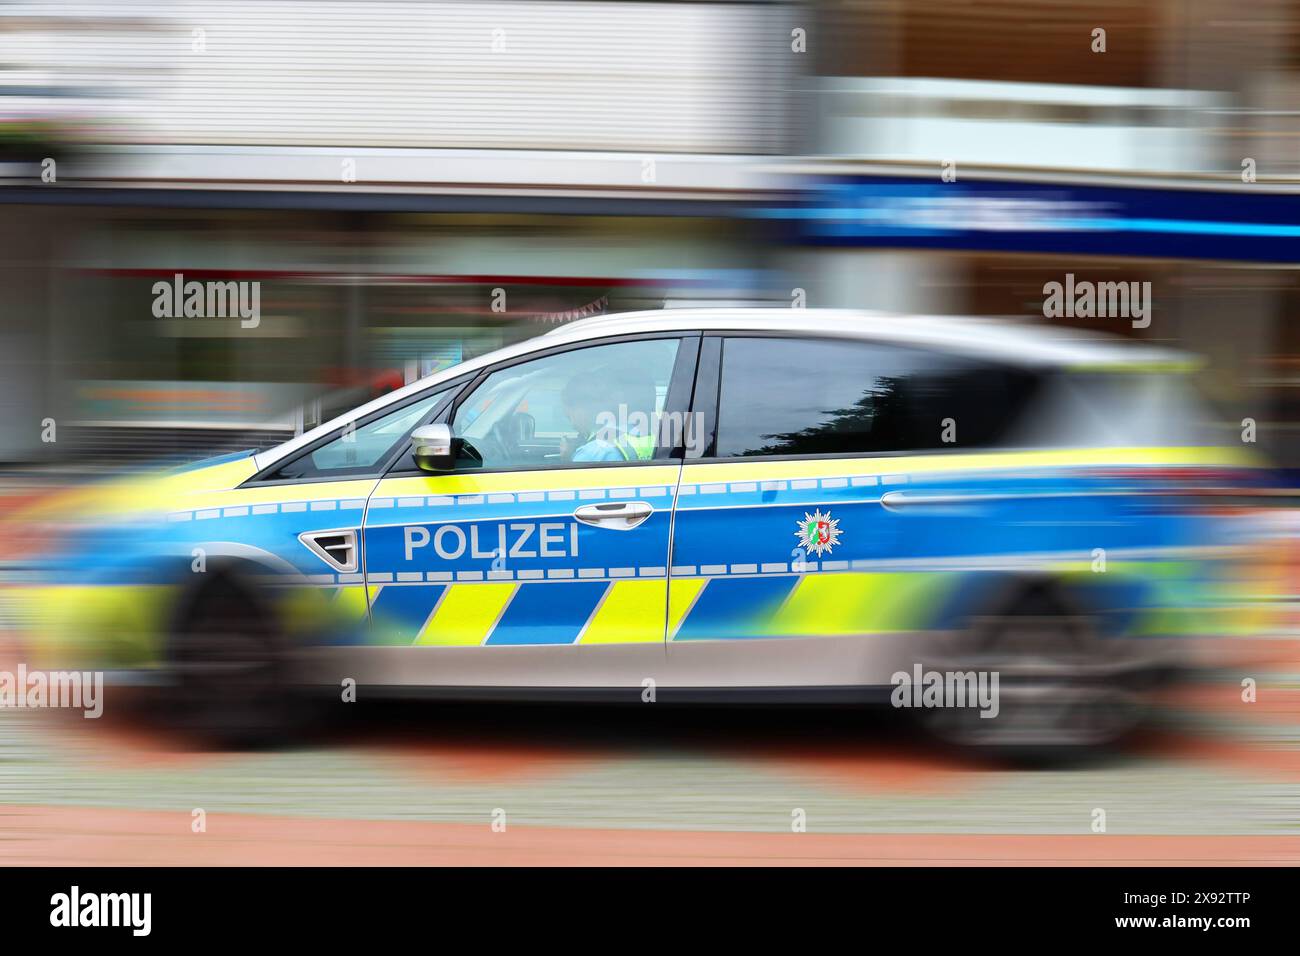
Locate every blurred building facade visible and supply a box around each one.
[0,0,795,463]
[0,0,1297,470]
[795,0,1300,469]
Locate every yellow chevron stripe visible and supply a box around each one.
[579,579,664,644]
[667,577,707,639]
[334,584,371,620]
[680,445,1256,486]
[415,582,516,646]
[767,573,946,635]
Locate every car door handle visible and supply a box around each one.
[879,491,970,512]
[880,491,1002,512]
[881,490,1112,512]
[573,501,654,530]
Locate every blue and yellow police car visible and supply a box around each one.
[12,309,1267,752]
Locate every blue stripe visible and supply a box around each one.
[762,209,1300,238]
[761,177,1300,263]
[673,576,799,641]
[370,584,446,632]
[486,581,610,646]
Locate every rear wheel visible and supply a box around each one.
[163,574,294,748]
[918,585,1148,762]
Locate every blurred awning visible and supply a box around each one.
[761,170,1300,264]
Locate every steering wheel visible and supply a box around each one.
[498,412,535,449]
[457,411,535,468]
[463,429,504,466]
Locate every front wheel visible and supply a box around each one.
[162,574,295,748]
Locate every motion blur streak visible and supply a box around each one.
[0,0,1297,866]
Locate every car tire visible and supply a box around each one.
[162,572,296,748]
[916,583,1149,763]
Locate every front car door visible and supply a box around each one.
[357,332,698,690]
[227,378,470,647]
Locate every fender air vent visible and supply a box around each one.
[299,529,358,573]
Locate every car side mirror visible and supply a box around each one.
[410,424,458,473]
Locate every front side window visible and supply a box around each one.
[267,387,453,481]
[713,336,1039,458]
[451,337,681,471]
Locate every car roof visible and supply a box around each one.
[545,307,1185,367]
[253,308,1190,471]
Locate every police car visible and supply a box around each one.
[16,309,1259,752]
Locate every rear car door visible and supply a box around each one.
[664,333,1041,689]
[359,333,698,688]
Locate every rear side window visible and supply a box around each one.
[713,336,1039,458]
[1019,371,1219,448]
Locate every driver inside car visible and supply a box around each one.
[560,367,656,463]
